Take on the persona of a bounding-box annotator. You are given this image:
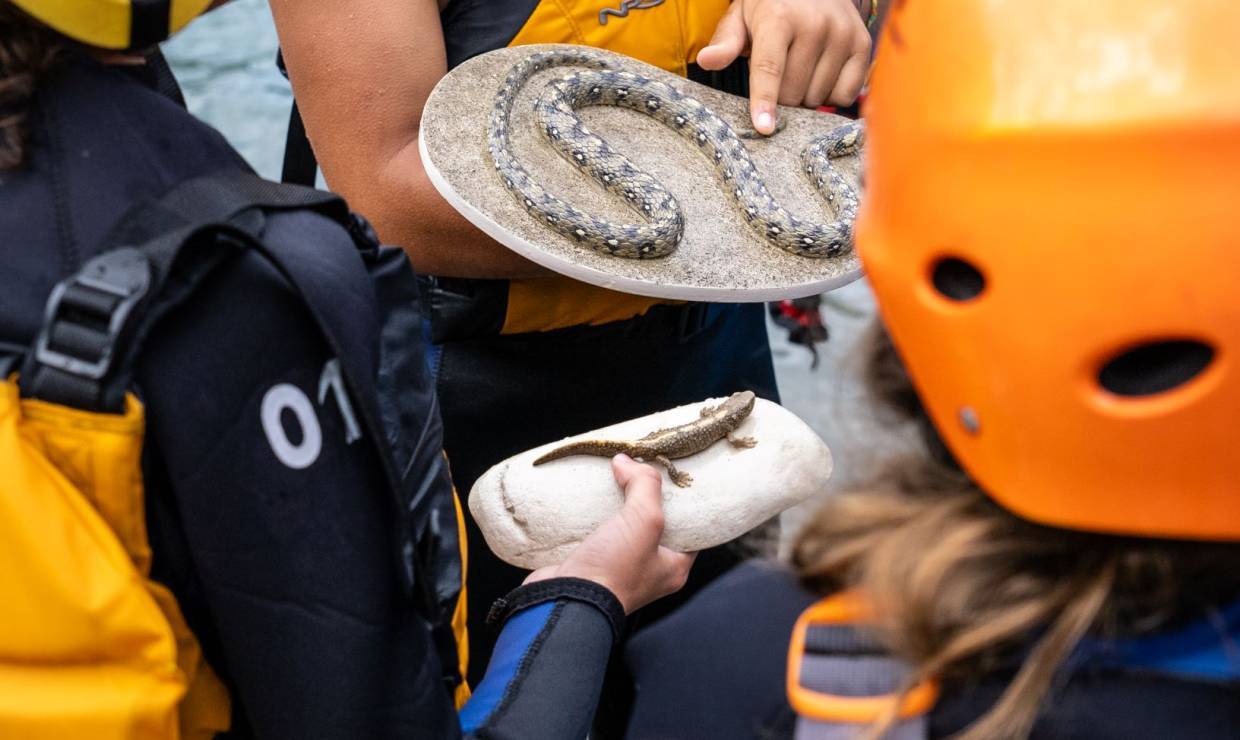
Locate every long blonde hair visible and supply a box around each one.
[793,324,1240,739]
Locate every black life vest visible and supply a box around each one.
[1,51,469,731]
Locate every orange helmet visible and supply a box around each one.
[858,0,1240,540]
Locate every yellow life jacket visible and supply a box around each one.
[496,0,733,334]
[1,170,473,734]
[0,378,231,739]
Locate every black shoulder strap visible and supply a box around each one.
[21,170,450,626]
[111,176,387,454]
[282,101,319,187]
[19,173,349,408]
[146,49,187,108]
[18,174,395,503]
[19,171,461,670]
[276,50,320,187]
[20,225,229,413]
[118,170,348,241]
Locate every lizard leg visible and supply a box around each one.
[727,432,758,448]
[656,455,693,488]
[699,403,719,418]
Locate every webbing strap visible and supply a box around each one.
[788,596,933,740]
[21,226,230,412]
[276,50,320,187]
[21,173,348,413]
[282,101,319,186]
[794,634,928,739]
[144,49,186,108]
[127,171,346,240]
[130,0,172,51]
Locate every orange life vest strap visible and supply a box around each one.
[786,592,939,727]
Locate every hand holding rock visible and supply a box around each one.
[524,455,696,613]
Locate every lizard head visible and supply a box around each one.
[726,390,757,418]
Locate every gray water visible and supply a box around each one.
[163,1,906,526]
[164,0,290,180]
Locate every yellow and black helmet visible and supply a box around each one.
[10,0,215,50]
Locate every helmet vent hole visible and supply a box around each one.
[931,257,985,302]
[1098,340,1215,397]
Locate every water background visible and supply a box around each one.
[164,0,910,532]
[164,0,290,180]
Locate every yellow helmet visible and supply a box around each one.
[10,0,215,50]
[859,0,1240,539]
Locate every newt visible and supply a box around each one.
[532,391,758,487]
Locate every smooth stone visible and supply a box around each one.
[469,396,834,570]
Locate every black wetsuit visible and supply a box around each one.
[1,50,624,739]
[625,561,1240,739]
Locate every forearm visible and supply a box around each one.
[269,0,549,280]
[357,138,551,279]
[460,579,623,738]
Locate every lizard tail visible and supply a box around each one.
[532,441,630,465]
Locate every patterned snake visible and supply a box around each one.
[487,48,864,259]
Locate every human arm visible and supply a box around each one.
[697,0,876,134]
[459,455,694,736]
[267,0,549,278]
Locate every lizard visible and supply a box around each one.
[531,391,758,487]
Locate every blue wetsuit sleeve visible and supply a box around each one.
[460,579,623,739]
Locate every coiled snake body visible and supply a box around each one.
[488,48,864,259]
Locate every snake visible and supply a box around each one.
[487,48,864,259]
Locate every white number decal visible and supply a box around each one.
[318,358,362,444]
[261,383,323,470]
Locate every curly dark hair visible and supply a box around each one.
[0,3,66,170]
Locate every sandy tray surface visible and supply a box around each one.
[420,44,863,302]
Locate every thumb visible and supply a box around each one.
[612,455,663,508]
[697,2,748,71]
[611,455,666,537]
[610,453,644,489]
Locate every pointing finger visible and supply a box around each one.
[748,15,794,134]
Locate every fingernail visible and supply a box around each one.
[614,453,633,463]
[756,110,773,132]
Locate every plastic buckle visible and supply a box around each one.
[33,247,152,380]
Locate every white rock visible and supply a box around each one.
[469,396,834,570]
